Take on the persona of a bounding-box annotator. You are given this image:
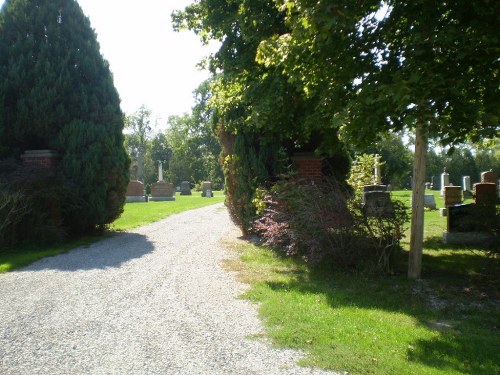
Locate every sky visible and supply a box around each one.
[0,0,219,125]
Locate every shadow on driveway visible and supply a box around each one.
[19,232,156,272]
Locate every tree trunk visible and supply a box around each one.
[408,125,427,279]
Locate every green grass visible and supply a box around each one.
[0,192,225,272]
[111,191,225,231]
[225,190,499,375]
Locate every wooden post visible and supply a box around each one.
[408,125,427,279]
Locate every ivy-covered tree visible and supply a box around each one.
[173,0,350,232]
[0,0,129,236]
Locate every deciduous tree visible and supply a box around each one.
[257,0,499,278]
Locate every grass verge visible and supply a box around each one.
[111,191,225,231]
[0,192,225,272]
[224,190,499,375]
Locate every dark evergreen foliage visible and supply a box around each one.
[0,0,129,239]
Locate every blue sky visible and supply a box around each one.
[0,0,218,125]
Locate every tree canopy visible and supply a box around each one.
[165,80,223,188]
[258,0,499,145]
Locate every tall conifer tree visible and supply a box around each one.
[0,0,129,234]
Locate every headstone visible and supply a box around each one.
[150,181,175,201]
[410,194,437,210]
[481,170,498,184]
[180,181,192,195]
[126,180,146,202]
[480,170,499,200]
[363,184,387,192]
[440,186,462,216]
[440,170,449,196]
[201,181,212,197]
[463,176,471,191]
[444,186,462,206]
[443,203,496,245]
[462,176,473,199]
[473,183,497,234]
[362,191,393,217]
[431,176,436,190]
[474,183,497,206]
[447,203,478,232]
[424,195,436,210]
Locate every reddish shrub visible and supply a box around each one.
[252,177,409,273]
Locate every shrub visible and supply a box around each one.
[347,153,383,196]
[252,177,409,273]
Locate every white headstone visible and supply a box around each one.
[440,170,449,196]
[462,176,471,191]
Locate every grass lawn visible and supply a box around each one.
[225,190,499,375]
[111,191,225,231]
[0,191,225,273]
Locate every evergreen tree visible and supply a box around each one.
[0,0,129,235]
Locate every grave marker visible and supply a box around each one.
[151,181,175,201]
[180,181,192,195]
[362,185,393,217]
[440,170,449,196]
[126,180,146,202]
[201,181,213,197]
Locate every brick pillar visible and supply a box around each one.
[21,150,59,169]
[291,152,323,184]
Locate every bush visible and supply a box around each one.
[252,177,409,273]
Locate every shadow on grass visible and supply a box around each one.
[423,235,448,250]
[409,334,498,375]
[257,248,499,374]
[15,232,155,272]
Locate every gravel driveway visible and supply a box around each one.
[0,203,336,375]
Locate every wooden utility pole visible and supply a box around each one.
[408,125,428,279]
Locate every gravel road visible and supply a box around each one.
[0,203,337,375]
